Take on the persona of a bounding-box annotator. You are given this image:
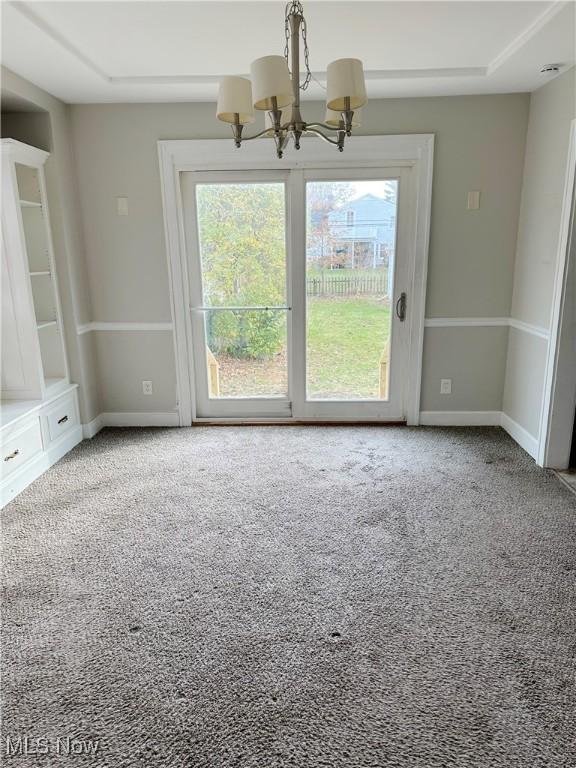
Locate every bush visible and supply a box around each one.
[208,310,284,360]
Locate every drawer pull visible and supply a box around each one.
[4,450,19,461]
[57,415,69,425]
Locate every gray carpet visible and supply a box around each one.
[2,426,576,767]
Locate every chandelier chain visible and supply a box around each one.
[284,1,312,92]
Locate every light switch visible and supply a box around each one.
[117,196,129,216]
[467,191,480,210]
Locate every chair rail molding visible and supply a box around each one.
[77,322,173,334]
[424,316,550,339]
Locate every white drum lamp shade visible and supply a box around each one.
[326,58,367,111]
[251,56,294,111]
[217,76,255,124]
[325,107,361,128]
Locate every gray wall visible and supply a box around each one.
[1,67,101,422]
[1,111,52,153]
[70,93,530,416]
[503,68,576,441]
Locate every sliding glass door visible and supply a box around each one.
[291,168,411,420]
[181,166,412,421]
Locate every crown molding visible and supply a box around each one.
[487,0,568,75]
[11,0,565,93]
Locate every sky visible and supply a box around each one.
[350,180,398,200]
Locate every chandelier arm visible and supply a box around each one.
[304,126,342,147]
[234,127,279,143]
[304,122,343,133]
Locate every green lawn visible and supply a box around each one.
[307,297,391,399]
[215,296,391,399]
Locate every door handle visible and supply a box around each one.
[396,292,407,322]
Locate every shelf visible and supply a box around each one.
[30,270,51,277]
[1,382,76,428]
[20,205,49,272]
[44,377,68,397]
[20,199,42,208]
[37,320,58,330]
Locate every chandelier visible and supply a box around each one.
[216,1,368,158]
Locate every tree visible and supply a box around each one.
[196,183,286,359]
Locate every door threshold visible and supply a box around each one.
[192,419,407,426]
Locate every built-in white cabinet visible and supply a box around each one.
[1,139,82,507]
[1,140,69,400]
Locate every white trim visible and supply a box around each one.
[82,414,104,439]
[0,138,49,164]
[76,322,173,334]
[538,118,576,467]
[405,137,434,426]
[158,141,194,427]
[425,317,509,328]
[82,411,185,433]
[101,411,180,428]
[501,412,539,460]
[419,410,502,426]
[424,316,550,338]
[11,0,565,95]
[508,318,550,340]
[158,135,434,427]
[419,410,539,460]
[487,2,567,75]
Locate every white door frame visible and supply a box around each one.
[538,119,576,467]
[158,135,434,426]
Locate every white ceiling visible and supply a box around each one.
[1,1,575,104]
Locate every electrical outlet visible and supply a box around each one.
[440,378,452,395]
[142,380,153,395]
[117,196,129,216]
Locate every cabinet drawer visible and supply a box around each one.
[1,418,43,478]
[46,393,78,443]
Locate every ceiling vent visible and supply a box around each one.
[540,64,562,75]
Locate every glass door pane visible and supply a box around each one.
[202,308,288,397]
[191,179,290,412]
[305,179,398,401]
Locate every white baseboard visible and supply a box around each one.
[82,412,179,435]
[81,410,539,462]
[102,412,179,428]
[419,410,539,460]
[419,411,502,426]
[500,412,539,460]
[83,414,104,439]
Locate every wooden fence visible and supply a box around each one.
[306,272,388,297]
